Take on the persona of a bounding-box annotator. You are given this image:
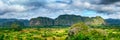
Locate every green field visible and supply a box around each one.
[0,26,120,40]
[0,27,69,40]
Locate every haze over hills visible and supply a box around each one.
[105,19,120,25]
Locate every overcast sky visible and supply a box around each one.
[0,0,120,19]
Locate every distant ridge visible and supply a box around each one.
[0,19,29,27]
[0,14,120,27]
[30,14,105,26]
[105,19,120,25]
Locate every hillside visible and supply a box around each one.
[30,17,54,26]
[0,15,120,27]
[30,14,105,26]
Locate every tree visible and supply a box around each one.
[11,22,21,31]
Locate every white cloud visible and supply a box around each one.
[8,5,26,12]
[0,0,120,19]
[108,13,120,19]
[45,3,69,9]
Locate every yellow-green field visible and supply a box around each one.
[0,27,69,40]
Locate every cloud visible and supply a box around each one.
[0,0,28,15]
[108,13,120,19]
[0,0,120,19]
[100,0,120,4]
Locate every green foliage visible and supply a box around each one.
[0,34,4,40]
[41,32,54,37]
[89,16,105,26]
[10,22,21,31]
[70,29,108,40]
[0,25,120,40]
[68,23,120,40]
[72,32,91,40]
[0,27,68,40]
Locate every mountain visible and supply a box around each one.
[55,15,83,26]
[105,19,120,25]
[30,14,105,26]
[30,17,54,26]
[0,15,119,27]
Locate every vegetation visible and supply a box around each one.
[10,22,22,31]
[0,23,120,40]
[68,23,120,40]
[0,27,69,40]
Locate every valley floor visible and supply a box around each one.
[0,26,120,40]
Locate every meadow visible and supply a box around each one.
[0,26,120,40]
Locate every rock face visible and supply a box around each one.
[30,17,54,26]
[30,14,105,26]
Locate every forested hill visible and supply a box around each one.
[0,14,119,27]
[30,14,105,26]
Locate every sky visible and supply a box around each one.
[0,0,120,19]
